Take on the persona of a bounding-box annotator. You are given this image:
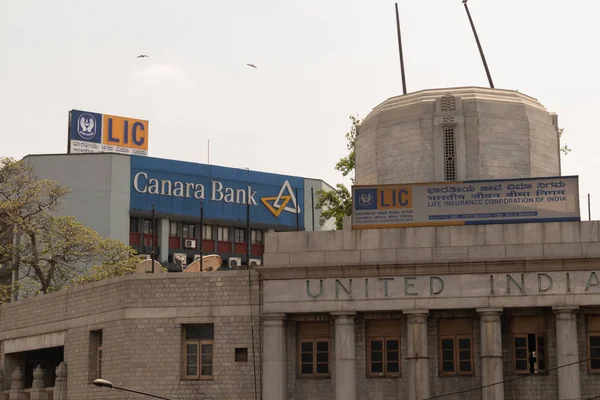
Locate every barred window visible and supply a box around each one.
[184,324,214,380]
[438,318,473,376]
[367,320,401,377]
[298,322,330,378]
[89,330,103,382]
[444,127,456,181]
[588,316,600,373]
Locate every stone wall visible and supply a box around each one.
[0,271,261,400]
[263,221,600,268]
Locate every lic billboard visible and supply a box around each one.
[130,156,304,228]
[352,176,580,229]
[68,109,149,156]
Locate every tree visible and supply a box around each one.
[559,128,571,155]
[315,116,359,230]
[0,157,140,297]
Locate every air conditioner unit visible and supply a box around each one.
[139,254,151,260]
[184,239,197,249]
[228,257,242,268]
[249,258,262,266]
[173,253,187,265]
[193,254,202,261]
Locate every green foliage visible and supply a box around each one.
[315,116,360,229]
[559,128,571,155]
[0,157,140,299]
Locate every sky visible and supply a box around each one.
[1,0,599,218]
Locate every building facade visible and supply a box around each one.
[24,153,335,269]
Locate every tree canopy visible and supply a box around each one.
[0,157,140,300]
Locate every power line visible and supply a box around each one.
[423,358,591,400]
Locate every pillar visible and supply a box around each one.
[553,306,581,400]
[263,314,286,400]
[159,217,169,263]
[477,308,504,400]
[333,312,356,400]
[404,310,430,400]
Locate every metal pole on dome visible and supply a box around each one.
[462,0,495,88]
[395,3,407,95]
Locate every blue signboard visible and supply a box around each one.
[130,156,304,228]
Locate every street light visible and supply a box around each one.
[93,379,173,399]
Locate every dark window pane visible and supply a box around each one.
[538,359,546,371]
[514,337,527,348]
[301,342,313,352]
[316,363,329,374]
[371,362,383,373]
[459,361,471,372]
[458,338,470,349]
[186,365,197,376]
[387,362,399,373]
[371,340,383,351]
[187,344,198,355]
[590,336,600,347]
[442,350,454,361]
[537,347,545,357]
[515,349,527,359]
[317,352,328,363]
[442,339,454,350]
[515,360,527,371]
[316,341,329,352]
[386,340,399,351]
[591,348,600,358]
[442,361,454,372]
[201,366,212,376]
[386,350,399,362]
[301,364,313,374]
[537,336,544,347]
[591,359,600,370]
[459,349,471,360]
[301,353,313,363]
[186,324,214,340]
[372,351,383,362]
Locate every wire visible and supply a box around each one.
[248,268,258,400]
[423,358,591,400]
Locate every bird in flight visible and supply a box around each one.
[137,54,149,58]
[246,64,257,69]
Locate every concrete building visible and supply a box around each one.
[23,153,335,269]
[0,87,597,400]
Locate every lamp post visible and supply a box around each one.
[93,379,173,399]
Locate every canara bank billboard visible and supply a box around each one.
[68,109,149,156]
[130,156,304,228]
[352,176,580,229]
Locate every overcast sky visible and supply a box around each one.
[1,0,599,217]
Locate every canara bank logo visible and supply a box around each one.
[261,180,300,217]
[77,113,97,140]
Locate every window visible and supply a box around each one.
[234,228,246,243]
[143,219,153,234]
[235,348,248,362]
[443,126,456,181]
[298,322,330,378]
[438,318,473,376]
[217,226,230,242]
[367,320,401,377]
[202,224,213,240]
[170,221,179,237]
[89,330,103,382]
[251,229,263,245]
[183,223,196,238]
[183,324,214,380]
[129,218,139,233]
[512,316,546,374]
[588,316,600,373]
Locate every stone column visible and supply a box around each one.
[333,312,356,400]
[477,308,504,400]
[404,310,430,400]
[553,306,581,400]
[159,217,169,263]
[263,314,286,400]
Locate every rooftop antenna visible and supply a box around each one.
[462,0,494,88]
[395,3,407,94]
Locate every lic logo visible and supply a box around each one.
[359,191,374,207]
[77,113,97,140]
[355,188,377,210]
